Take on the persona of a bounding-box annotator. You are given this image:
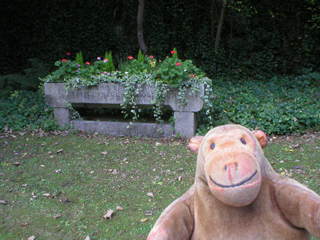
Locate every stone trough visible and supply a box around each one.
[44,83,204,138]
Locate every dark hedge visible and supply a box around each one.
[1,0,320,79]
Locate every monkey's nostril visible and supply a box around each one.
[224,165,228,171]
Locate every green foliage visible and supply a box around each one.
[0,58,49,95]
[138,49,145,63]
[171,47,178,59]
[198,71,320,135]
[0,90,57,131]
[75,51,85,68]
[153,56,206,88]
[119,55,153,75]
[104,51,115,72]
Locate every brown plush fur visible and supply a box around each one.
[148,124,320,240]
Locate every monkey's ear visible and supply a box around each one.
[253,130,268,148]
[188,136,204,154]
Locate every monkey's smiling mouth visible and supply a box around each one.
[209,170,258,188]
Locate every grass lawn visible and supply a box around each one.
[0,130,319,240]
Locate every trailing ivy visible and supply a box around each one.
[0,90,57,131]
[198,72,320,135]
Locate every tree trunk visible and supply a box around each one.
[211,0,218,39]
[215,0,227,51]
[137,0,148,55]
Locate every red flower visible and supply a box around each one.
[128,56,134,60]
[189,74,195,77]
[176,62,181,66]
[62,59,67,62]
[150,56,154,59]
[171,51,176,54]
[86,62,90,65]
[66,53,71,56]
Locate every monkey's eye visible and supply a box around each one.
[240,138,246,145]
[210,143,215,149]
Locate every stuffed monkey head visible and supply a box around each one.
[189,125,268,207]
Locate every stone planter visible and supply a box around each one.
[44,82,204,138]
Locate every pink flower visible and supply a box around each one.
[171,51,176,54]
[150,56,154,59]
[189,74,195,77]
[128,56,134,60]
[97,57,101,60]
[62,59,67,62]
[67,53,71,56]
[103,59,108,62]
[86,62,90,65]
[176,62,181,66]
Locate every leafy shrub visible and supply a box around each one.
[0,58,49,96]
[0,90,57,131]
[198,72,320,135]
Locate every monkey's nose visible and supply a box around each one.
[224,162,238,171]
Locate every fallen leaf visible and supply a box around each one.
[140,218,148,222]
[31,192,38,199]
[0,200,7,205]
[85,236,90,240]
[21,222,29,226]
[13,162,21,166]
[54,169,62,173]
[292,165,304,170]
[146,211,153,216]
[53,213,61,219]
[116,206,123,211]
[103,209,114,219]
[22,184,29,187]
[42,193,51,197]
[147,192,154,198]
[177,168,184,172]
[101,151,108,155]
[28,236,36,240]
[56,149,63,154]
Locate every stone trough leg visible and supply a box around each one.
[174,111,197,138]
[53,108,71,127]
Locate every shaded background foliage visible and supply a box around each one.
[0,0,320,135]
[1,0,320,79]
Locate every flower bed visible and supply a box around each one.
[42,49,214,137]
